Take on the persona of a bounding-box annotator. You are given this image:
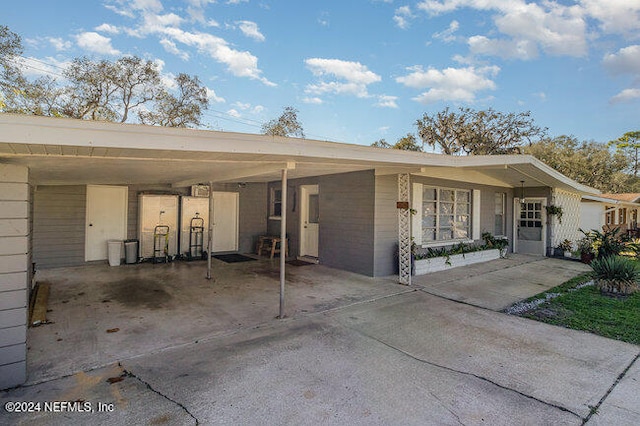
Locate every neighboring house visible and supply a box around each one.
[0,114,599,388]
[581,193,640,236]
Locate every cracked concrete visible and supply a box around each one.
[2,256,639,424]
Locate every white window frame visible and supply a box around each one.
[269,186,282,220]
[412,183,480,247]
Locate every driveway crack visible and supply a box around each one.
[123,368,199,425]
[581,351,640,425]
[351,327,583,421]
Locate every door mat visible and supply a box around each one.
[213,254,257,263]
[286,259,316,267]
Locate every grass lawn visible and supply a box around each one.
[516,274,640,345]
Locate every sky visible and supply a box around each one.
[3,0,640,147]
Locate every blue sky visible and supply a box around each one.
[4,0,640,146]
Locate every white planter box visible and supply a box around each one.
[414,249,500,275]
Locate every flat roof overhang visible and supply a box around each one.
[0,114,600,195]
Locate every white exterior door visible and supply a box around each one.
[180,196,209,257]
[85,185,128,261]
[514,197,546,255]
[300,185,319,258]
[211,192,239,252]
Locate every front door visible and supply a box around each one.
[300,185,319,258]
[211,192,239,252]
[515,197,546,255]
[85,185,128,261]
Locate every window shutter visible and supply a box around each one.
[472,189,481,240]
[412,183,423,245]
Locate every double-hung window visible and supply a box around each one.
[421,186,471,242]
[269,187,282,219]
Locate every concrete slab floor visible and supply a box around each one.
[3,290,638,425]
[414,255,591,311]
[3,255,638,425]
[25,258,407,384]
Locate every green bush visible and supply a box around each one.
[579,227,629,259]
[590,255,640,295]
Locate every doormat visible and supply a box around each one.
[286,259,316,267]
[213,254,257,263]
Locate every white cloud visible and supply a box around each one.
[227,0,249,4]
[206,87,225,103]
[75,32,121,55]
[393,6,414,29]
[304,58,381,98]
[610,88,640,104]
[163,27,275,86]
[303,97,323,104]
[95,23,121,34]
[581,0,640,36]
[603,45,640,75]
[227,108,241,117]
[468,35,538,60]
[376,95,399,108]
[48,37,72,51]
[433,20,459,43]
[418,0,588,59]
[396,65,499,104]
[160,38,190,60]
[236,21,265,42]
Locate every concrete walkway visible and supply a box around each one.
[1,257,638,425]
[413,254,591,311]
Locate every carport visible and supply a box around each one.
[0,114,600,389]
[0,114,429,389]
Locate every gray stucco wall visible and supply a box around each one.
[373,174,399,277]
[33,183,267,269]
[0,163,29,389]
[372,174,517,277]
[267,170,377,276]
[33,185,86,269]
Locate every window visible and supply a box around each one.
[632,209,638,227]
[494,193,506,236]
[606,209,614,225]
[619,208,627,225]
[270,187,282,219]
[421,186,471,242]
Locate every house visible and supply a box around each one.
[0,114,599,388]
[581,193,640,236]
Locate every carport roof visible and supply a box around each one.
[0,114,598,194]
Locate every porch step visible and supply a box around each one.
[30,282,50,326]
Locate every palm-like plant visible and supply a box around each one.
[590,255,640,295]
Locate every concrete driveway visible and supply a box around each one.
[2,257,639,425]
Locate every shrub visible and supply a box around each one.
[579,227,629,260]
[590,255,640,295]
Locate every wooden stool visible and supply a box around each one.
[256,236,288,259]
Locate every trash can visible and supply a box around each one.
[107,240,122,266]
[124,239,139,264]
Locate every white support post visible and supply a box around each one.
[206,182,214,280]
[398,173,412,285]
[279,169,288,319]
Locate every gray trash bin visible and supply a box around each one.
[124,239,139,264]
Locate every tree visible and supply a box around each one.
[371,134,422,151]
[394,133,422,151]
[261,106,305,138]
[0,25,24,90]
[609,131,640,177]
[62,56,161,122]
[3,75,65,116]
[139,73,208,128]
[524,135,631,192]
[415,107,545,155]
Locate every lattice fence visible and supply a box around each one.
[550,189,582,250]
